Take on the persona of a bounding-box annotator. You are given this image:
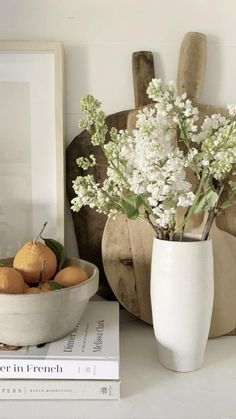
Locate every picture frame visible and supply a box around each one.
[0,41,64,258]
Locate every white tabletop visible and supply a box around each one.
[1,307,236,419]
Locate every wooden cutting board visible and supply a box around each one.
[102,214,155,322]
[102,32,236,336]
[66,52,154,299]
[163,37,236,337]
[179,37,236,336]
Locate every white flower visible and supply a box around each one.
[72,79,236,240]
[76,154,96,170]
[177,192,195,207]
[227,104,236,117]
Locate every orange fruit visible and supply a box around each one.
[0,267,25,294]
[23,282,30,291]
[53,266,88,287]
[13,241,57,285]
[40,282,52,292]
[25,287,41,294]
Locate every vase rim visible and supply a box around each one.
[153,234,212,244]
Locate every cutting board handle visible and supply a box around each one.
[128,51,155,133]
[177,32,207,99]
[132,51,155,107]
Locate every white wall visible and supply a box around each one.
[1,0,236,255]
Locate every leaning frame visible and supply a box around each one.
[0,41,64,258]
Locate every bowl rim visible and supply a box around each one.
[0,258,99,298]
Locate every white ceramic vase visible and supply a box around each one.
[151,236,214,372]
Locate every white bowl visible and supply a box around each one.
[0,257,99,346]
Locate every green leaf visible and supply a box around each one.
[193,189,219,214]
[42,238,67,270]
[48,280,65,290]
[205,190,219,206]
[121,193,143,220]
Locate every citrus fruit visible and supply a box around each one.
[40,282,52,292]
[13,241,57,285]
[52,266,88,287]
[0,267,25,294]
[23,282,30,291]
[25,287,41,294]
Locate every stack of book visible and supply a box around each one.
[0,301,120,400]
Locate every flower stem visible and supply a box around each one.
[201,184,225,240]
[138,214,159,235]
[176,172,206,234]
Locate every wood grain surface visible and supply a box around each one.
[132,51,155,107]
[102,215,155,323]
[177,32,206,99]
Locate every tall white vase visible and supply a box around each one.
[151,236,214,372]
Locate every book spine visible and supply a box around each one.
[0,379,120,400]
[0,359,119,380]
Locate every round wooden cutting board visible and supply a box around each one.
[102,214,155,324]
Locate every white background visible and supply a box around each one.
[1,0,236,255]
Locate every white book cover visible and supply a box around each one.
[0,301,119,380]
[0,379,120,400]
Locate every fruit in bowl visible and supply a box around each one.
[0,223,99,346]
[0,267,25,294]
[13,241,57,285]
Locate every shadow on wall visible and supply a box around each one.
[64,44,90,145]
[64,44,90,258]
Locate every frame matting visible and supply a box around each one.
[0,41,64,258]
